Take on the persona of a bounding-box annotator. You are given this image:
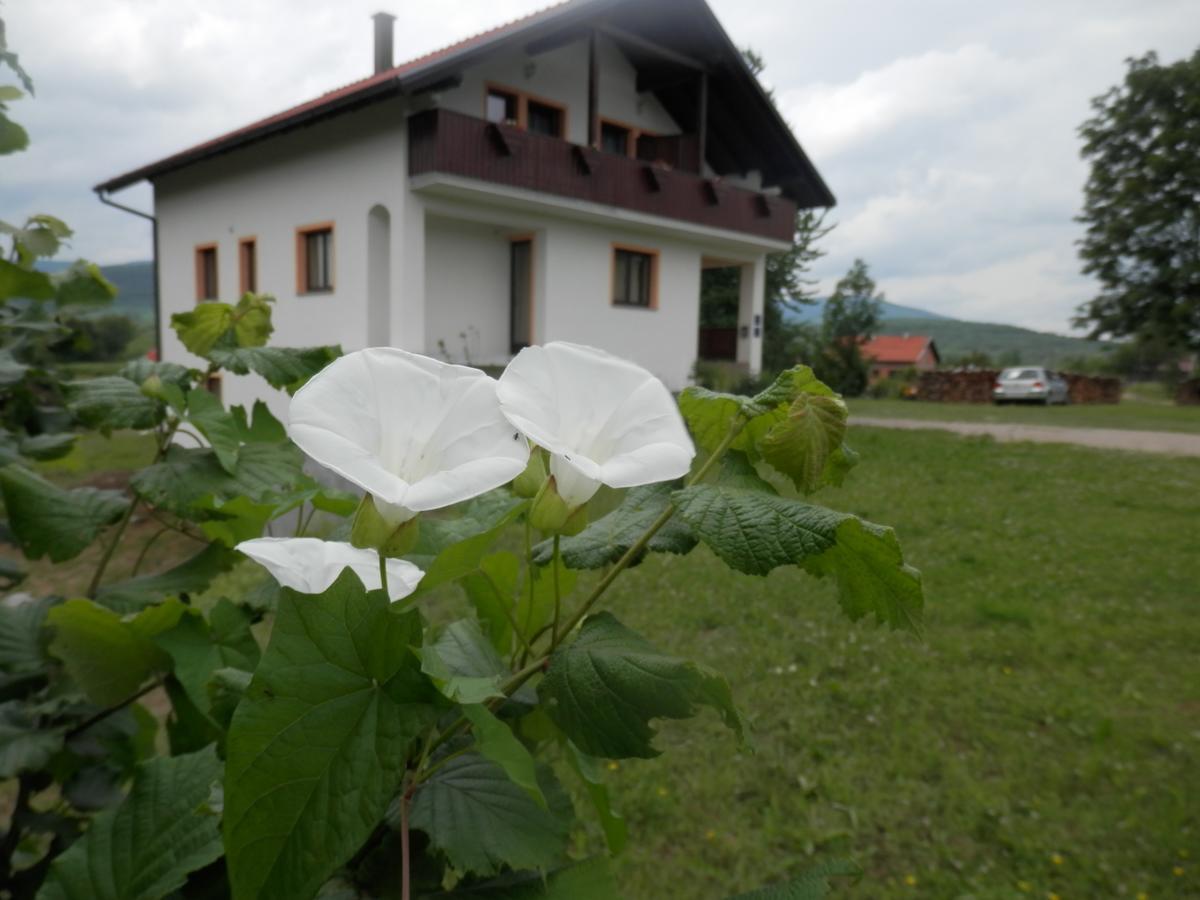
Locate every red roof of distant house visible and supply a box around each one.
[860,335,939,365]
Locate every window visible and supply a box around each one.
[195,244,218,302]
[239,237,257,294]
[526,100,564,138]
[600,121,631,156]
[296,223,334,294]
[612,246,657,309]
[486,88,518,125]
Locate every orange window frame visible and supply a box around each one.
[610,242,659,310]
[597,117,656,158]
[483,83,568,139]
[194,243,218,302]
[238,236,257,294]
[295,222,335,295]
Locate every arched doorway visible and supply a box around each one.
[367,204,391,346]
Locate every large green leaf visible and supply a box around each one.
[421,618,509,704]
[679,366,854,494]
[410,753,569,877]
[153,599,260,719]
[462,703,546,809]
[538,612,745,759]
[208,344,340,393]
[19,432,76,461]
[65,376,161,432]
[171,304,233,356]
[131,442,304,515]
[672,484,924,632]
[0,595,55,673]
[52,261,117,308]
[532,483,696,569]
[185,387,241,473]
[461,552,520,655]
[95,543,240,614]
[726,859,862,899]
[0,700,63,777]
[0,257,53,300]
[38,747,224,900]
[412,495,528,593]
[46,599,184,705]
[224,570,437,900]
[564,743,627,855]
[0,465,128,562]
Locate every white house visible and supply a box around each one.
[97,0,834,414]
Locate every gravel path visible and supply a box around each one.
[851,416,1200,457]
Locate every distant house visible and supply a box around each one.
[860,334,940,381]
[95,0,834,415]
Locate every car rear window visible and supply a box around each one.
[1001,368,1042,380]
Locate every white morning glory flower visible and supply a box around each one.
[236,537,424,603]
[287,348,529,524]
[496,342,695,508]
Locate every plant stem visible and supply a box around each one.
[550,534,561,644]
[378,551,389,598]
[399,780,412,900]
[129,526,171,577]
[481,569,534,660]
[519,515,536,666]
[65,677,164,739]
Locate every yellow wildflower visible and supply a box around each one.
[904,874,917,887]
[1017,881,1031,892]
[656,786,668,797]
[1050,853,1064,866]
[606,761,619,772]
[1174,866,1185,877]
[705,829,717,841]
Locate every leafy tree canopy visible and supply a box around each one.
[1074,49,1200,354]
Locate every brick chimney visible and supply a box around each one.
[372,12,396,74]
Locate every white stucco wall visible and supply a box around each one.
[434,35,679,145]
[154,101,413,419]
[424,216,513,366]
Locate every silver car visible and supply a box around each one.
[993,367,1070,405]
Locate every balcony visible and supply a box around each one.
[407,108,797,244]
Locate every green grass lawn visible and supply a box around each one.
[847,395,1200,435]
[588,428,1200,898]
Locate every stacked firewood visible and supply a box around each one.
[1176,378,1200,405]
[915,370,1122,404]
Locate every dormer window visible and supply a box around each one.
[527,99,564,138]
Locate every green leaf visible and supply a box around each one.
[38,747,224,900]
[0,257,53,300]
[413,495,528,593]
[727,859,862,899]
[131,442,304,515]
[153,599,260,719]
[0,465,128,562]
[231,399,287,443]
[195,494,277,546]
[533,483,696,569]
[461,552,520,656]
[438,858,620,899]
[0,595,55,673]
[0,700,63,777]
[410,753,569,877]
[564,743,627,855]
[462,703,546,809]
[172,303,234,356]
[231,292,274,347]
[19,432,76,461]
[46,599,184,705]
[186,387,240,473]
[52,261,117,308]
[672,485,923,632]
[0,115,29,155]
[0,347,29,387]
[538,612,745,759]
[207,666,252,729]
[95,543,240,614]
[757,393,848,494]
[209,344,340,393]
[66,376,161,432]
[421,619,509,704]
[224,570,437,900]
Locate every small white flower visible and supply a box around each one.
[496,342,695,507]
[236,537,423,603]
[287,348,529,523]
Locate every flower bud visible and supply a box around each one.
[139,374,165,401]
[511,446,545,498]
[351,494,421,557]
[528,476,570,532]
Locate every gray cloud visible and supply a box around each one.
[1,0,1195,334]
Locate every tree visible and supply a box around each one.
[809,258,884,396]
[1074,49,1200,354]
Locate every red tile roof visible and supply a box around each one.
[860,335,936,365]
[96,1,578,192]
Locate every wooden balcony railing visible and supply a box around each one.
[408,108,796,243]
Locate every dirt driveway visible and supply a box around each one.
[851,416,1200,457]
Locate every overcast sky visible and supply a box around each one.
[2,0,1196,333]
